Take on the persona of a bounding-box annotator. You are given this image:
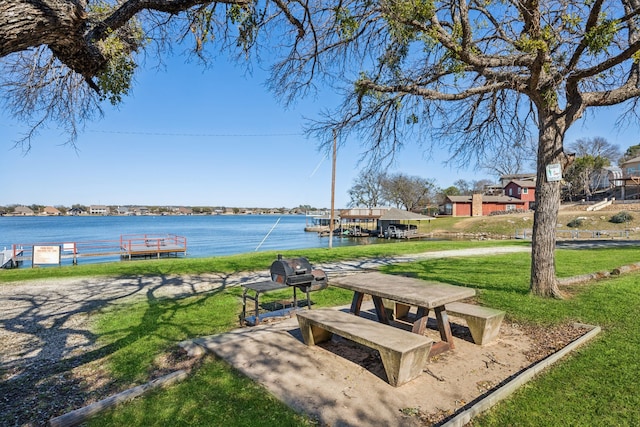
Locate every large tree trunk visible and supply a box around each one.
[0,0,87,56]
[530,111,567,298]
[0,0,108,82]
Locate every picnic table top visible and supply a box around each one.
[331,272,475,309]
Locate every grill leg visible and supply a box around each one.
[254,291,260,325]
[306,287,311,309]
[240,288,248,326]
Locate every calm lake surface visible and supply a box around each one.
[0,215,377,265]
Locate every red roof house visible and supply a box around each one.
[442,194,528,217]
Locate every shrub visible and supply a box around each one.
[610,211,634,224]
[567,218,584,228]
[488,208,530,216]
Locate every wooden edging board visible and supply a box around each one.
[48,369,189,427]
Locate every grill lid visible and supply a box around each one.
[270,254,328,291]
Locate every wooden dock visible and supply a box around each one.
[1,248,23,268]
[4,234,187,267]
[120,234,187,260]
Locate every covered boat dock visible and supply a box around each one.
[337,207,435,238]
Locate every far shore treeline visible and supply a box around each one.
[0,204,328,217]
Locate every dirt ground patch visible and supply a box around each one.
[190,306,590,427]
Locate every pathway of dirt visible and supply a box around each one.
[182,303,588,426]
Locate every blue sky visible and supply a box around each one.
[1,51,639,209]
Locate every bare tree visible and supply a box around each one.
[288,1,640,298]
[567,137,622,162]
[6,1,640,298]
[348,168,386,208]
[453,179,494,195]
[381,173,437,212]
[480,139,538,178]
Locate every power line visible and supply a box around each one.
[87,129,303,138]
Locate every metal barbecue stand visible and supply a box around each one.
[240,255,328,326]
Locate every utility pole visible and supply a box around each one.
[329,130,337,249]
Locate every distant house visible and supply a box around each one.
[69,207,85,216]
[14,206,35,216]
[43,206,62,216]
[503,180,536,209]
[620,156,640,199]
[176,207,193,215]
[130,206,150,215]
[442,194,527,216]
[499,173,536,188]
[89,205,110,215]
[116,206,130,215]
[621,155,640,177]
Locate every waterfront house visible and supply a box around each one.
[69,207,85,216]
[89,205,110,215]
[442,194,527,216]
[43,206,62,216]
[131,206,150,215]
[14,206,35,216]
[504,180,536,209]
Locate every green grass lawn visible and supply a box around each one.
[76,243,640,426]
[385,250,640,426]
[0,239,525,284]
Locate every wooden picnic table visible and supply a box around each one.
[330,272,476,356]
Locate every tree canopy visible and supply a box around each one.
[621,144,640,163]
[568,137,622,164]
[297,0,640,298]
[4,0,640,297]
[1,0,298,146]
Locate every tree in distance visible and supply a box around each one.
[562,137,622,201]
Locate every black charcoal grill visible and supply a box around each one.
[240,255,328,326]
[270,254,328,308]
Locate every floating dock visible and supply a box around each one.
[120,234,188,260]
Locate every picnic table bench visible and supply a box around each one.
[331,272,476,356]
[296,309,433,387]
[446,302,505,345]
[389,301,505,346]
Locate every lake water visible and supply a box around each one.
[0,215,378,265]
